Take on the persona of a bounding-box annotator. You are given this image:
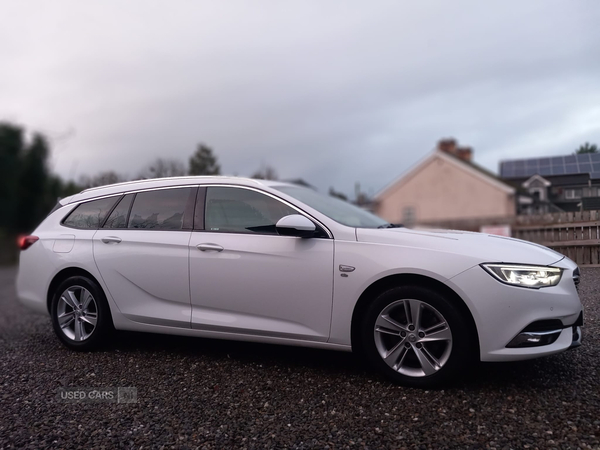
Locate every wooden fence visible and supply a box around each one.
[419,211,600,267]
[512,211,600,267]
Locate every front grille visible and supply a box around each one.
[573,267,581,288]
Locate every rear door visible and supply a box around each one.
[93,187,197,328]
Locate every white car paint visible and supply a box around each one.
[93,228,193,328]
[189,232,334,340]
[16,176,582,363]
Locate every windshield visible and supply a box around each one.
[274,185,389,228]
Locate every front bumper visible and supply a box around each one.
[570,324,583,349]
[507,311,584,348]
[449,258,583,362]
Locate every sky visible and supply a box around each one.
[1,1,600,198]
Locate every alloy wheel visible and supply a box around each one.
[374,299,453,377]
[56,286,98,342]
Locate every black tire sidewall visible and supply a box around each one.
[50,276,111,351]
[360,285,472,388]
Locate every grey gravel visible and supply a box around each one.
[0,265,599,449]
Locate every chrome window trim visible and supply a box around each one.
[64,192,124,206]
[62,184,333,238]
[62,186,196,231]
[67,185,199,206]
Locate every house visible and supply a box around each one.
[374,140,516,226]
[499,154,600,213]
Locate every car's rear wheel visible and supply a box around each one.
[360,285,473,387]
[50,276,112,351]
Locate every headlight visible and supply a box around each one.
[481,264,563,288]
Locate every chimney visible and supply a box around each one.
[456,147,473,162]
[437,138,473,162]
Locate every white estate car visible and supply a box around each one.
[17,177,583,387]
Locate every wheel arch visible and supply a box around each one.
[350,273,480,359]
[47,267,105,314]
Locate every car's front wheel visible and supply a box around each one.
[360,285,474,387]
[50,276,112,351]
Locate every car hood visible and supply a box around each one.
[355,227,565,266]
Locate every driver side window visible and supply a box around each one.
[204,187,297,235]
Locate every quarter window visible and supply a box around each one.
[204,187,297,235]
[62,197,119,229]
[103,194,134,229]
[128,188,195,230]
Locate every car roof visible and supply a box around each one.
[64,176,293,205]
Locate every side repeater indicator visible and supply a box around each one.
[339,265,355,273]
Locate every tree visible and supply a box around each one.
[0,123,24,231]
[329,187,348,201]
[252,165,278,180]
[0,122,85,264]
[138,158,186,179]
[46,175,80,204]
[575,142,599,154]
[80,171,126,189]
[189,144,220,175]
[16,134,51,231]
[0,123,57,234]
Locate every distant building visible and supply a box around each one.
[374,140,516,226]
[499,153,600,213]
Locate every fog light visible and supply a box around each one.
[506,329,562,348]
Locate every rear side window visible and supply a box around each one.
[62,197,119,229]
[128,188,195,230]
[103,194,134,229]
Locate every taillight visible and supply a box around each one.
[18,235,39,251]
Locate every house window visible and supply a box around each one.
[530,187,545,201]
[565,189,582,200]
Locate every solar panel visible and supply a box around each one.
[500,153,600,179]
[565,163,578,172]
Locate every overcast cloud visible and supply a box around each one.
[1,1,600,197]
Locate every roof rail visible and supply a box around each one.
[80,176,259,193]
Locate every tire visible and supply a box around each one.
[360,285,474,388]
[50,275,112,351]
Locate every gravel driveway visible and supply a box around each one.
[1,265,599,449]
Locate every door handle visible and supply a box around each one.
[197,243,224,252]
[101,236,122,244]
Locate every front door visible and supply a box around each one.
[189,186,334,341]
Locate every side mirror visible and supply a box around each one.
[276,214,316,238]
